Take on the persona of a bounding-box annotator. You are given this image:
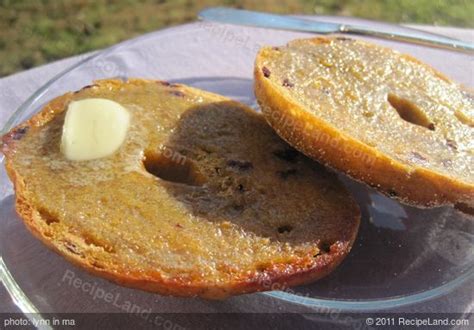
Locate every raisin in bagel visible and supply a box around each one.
[255,37,474,208]
[1,79,360,298]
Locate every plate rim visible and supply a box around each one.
[1,18,473,314]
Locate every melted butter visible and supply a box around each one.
[61,98,130,161]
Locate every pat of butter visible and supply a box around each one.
[61,98,130,161]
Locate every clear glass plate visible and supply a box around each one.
[1,17,473,317]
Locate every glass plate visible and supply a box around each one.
[1,17,473,318]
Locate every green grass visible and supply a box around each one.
[0,0,473,77]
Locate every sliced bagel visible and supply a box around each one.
[255,37,474,208]
[1,78,360,298]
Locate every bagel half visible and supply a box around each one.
[255,37,473,208]
[1,78,360,298]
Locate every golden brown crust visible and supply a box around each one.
[14,190,355,298]
[1,78,360,298]
[255,37,474,208]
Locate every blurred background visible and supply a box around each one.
[1,0,473,77]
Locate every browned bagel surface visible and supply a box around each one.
[2,78,360,298]
[255,37,473,208]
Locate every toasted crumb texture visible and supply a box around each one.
[1,79,360,298]
[255,37,474,208]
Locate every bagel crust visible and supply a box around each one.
[255,37,474,208]
[1,79,360,298]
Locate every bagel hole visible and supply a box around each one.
[143,149,205,186]
[387,93,435,130]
